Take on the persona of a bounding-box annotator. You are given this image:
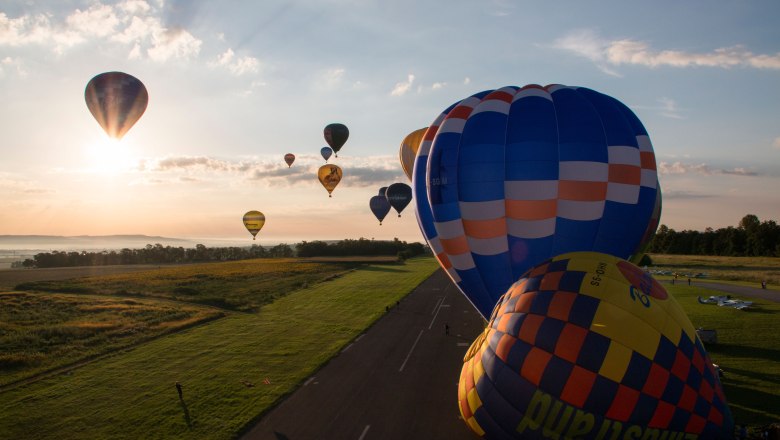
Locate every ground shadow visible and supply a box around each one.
[360,265,405,273]
[180,398,192,428]
[273,431,290,440]
[706,343,780,364]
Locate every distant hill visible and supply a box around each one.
[0,235,191,250]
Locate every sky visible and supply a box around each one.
[2,0,780,245]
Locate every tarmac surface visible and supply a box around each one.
[241,269,485,440]
[693,281,780,303]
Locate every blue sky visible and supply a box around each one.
[1,0,779,243]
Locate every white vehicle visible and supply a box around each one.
[698,295,753,310]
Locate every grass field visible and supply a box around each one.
[664,283,780,426]
[649,253,780,286]
[1,254,778,439]
[0,257,440,440]
[14,258,359,312]
[0,291,223,387]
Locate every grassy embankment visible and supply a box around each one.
[0,257,439,440]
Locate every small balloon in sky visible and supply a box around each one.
[378,186,388,197]
[284,153,295,168]
[385,182,412,217]
[242,210,266,240]
[84,71,148,140]
[321,146,333,163]
[324,123,349,157]
[318,164,342,197]
[369,195,392,225]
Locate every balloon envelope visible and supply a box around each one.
[415,84,659,318]
[386,182,412,217]
[324,123,349,156]
[378,186,388,197]
[318,164,342,197]
[321,146,333,162]
[284,153,295,168]
[399,127,427,181]
[459,251,733,440]
[84,71,148,139]
[242,210,266,240]
[369,195,392,225]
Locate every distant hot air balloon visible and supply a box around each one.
[324,123,349,157]
[399,127,427,182]
[415,84,659,318]
[242,210,266,240]
[84,71,148,140]
[284,153,295,168]
[318,164,342,197]
[459,252,733,440]
[378,187,388,197]
[369,195,392,225]
[385,183,412,217]
[321,146,333,163]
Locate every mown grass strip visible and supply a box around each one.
[0,258,439,440]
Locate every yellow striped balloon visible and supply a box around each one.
[399,127,427,181]
[242,210,266,240]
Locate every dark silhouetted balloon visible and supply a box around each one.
[321,146,333,163]
[284,153,295,168]
[85,71,148,139]
[386,182,412,217]
[378,186,388,197]
[369,195,392,225]
[324,123,349,157]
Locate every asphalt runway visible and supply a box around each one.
[241,269,486,440]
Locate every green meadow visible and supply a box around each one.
[0,254,778,440]
[0,257,439,440]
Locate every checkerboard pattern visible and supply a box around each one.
[458,252,733,439]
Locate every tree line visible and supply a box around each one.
[13,238,428,268]
[646,214,780,256]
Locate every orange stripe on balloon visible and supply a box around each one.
[484,90,514,103]
[558,181,607,201]
[640,152,656,170]
[608,164,641,185]
[435,252,452,270]
[506,199,557,220]
[447,105,474,120]
[495,334,515,362]
[440,236,470,255]
[462,218,507,239]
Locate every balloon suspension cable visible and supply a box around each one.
[253,237,256,240]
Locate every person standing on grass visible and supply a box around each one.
[175,381,183,400]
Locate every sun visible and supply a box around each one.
[84,137,137,175]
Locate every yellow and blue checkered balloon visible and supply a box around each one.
[458,252,733,440]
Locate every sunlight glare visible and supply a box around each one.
[84,137,137,175]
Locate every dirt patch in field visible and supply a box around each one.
[0,265,175,288]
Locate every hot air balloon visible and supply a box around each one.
[324,123,349,157]
[385,182,412,217]
[378,186,388,197]
[458,251,733,440]
[318,164,342,197]
[414,84,659,318]
[399,127,427,181]
[284,153,295,168]
[85,71,148,140]
[321,146,333,163]
[369,195,392,225]
[242,210,266,240]
[630,184,663,265]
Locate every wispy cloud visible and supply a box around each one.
[662,190,715,200]
[552,28,780,75]
[391,74,415,96]
[145,155,406,188]
[0,1,208,62]
[658,161,758,176]
[0,173,54,194]
[209,48,260,76]
[658,97,684,119]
